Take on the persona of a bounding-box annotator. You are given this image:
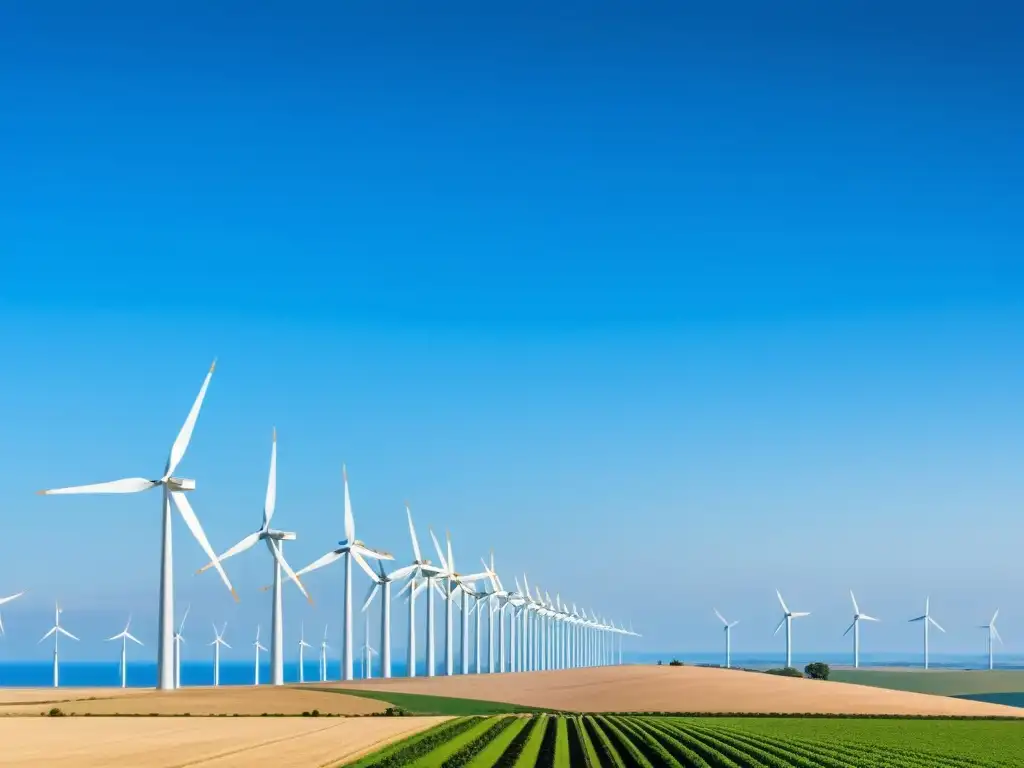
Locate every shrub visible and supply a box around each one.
[657,660,663,665]
[765,667,804,677]
[384,706,409,717]
[668,659,684,666]
[47,707,64,717]
[804,661,830,680]
[311,709,320,717]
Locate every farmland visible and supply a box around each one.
[829,669,1024,707]
[347,713,1024,767]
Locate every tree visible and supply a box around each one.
[765,666,804,677]
[668,659,684,666]
[804,662,830,680]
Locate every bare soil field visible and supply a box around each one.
[0,685,386,716]
[0,715,448,768]
[0,687,140,705]
[324,665,1024,716]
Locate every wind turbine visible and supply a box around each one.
[202,430,312,686]
[360,613,378,679]
[106,615,143,688]
[209,623,229,686]
[298,622,314,683]
[252,625,268,685]
[843,591,879,669]
[909,597,945,669]
[294,465,393,681]
[359,553,418,679]
[39,602,78,688]
[319,624,332,682]
[430,530,488,676]
[773,589,810,669]
[396,505,445,677]
[713,609,739,669]
[979,609,1002,671]
[481,553,509,673]
[173,605,189,688]
[38,361,238,691]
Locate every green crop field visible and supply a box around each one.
[344,713,1024,766]
[829,669,1024,708]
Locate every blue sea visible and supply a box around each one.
[4,652,1024,688]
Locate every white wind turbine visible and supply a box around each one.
[209,623,229,686]
[294,466,393,681]
[481,553,509,673]
[38,361,237,690]
[774,589,810,669]
[297,622,314,683]
[252,625,268,685]
[39,602,78,688]
[319,624,332,682]
[979,609,1002,671]
[359,553,418,679]
[173,605,189,688]
[713,609,739,669]
[430,530,489,676]
[908,596,944,669]
[844,591,879,669]
[203,430,312,686]
[106,615,143,688]
[360,612,378,679]
[396,505,444,678]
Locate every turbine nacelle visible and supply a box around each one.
[165,477,196,492]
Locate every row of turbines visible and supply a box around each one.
[716,590,1004,671]
[31,361,639,691]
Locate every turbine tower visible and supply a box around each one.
[979,609,1002,671]
[908,596,945,669]
[38,361,238,691]
[843,591,879,669]
[39,602,78,688]
[430,530,488,676]
[360,613,378,679]
[201,429,312,686]
[297,622,313,683]
[319,624,331,682]
[713,609,739,668]
[106,615,143,688]
[773,589,810,669]
[252,625,268,685]
[294,466,393,681]
[173,605,189,689]
[209,623,229,686]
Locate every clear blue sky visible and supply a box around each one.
[1,1,1022,662]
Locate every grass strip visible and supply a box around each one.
[513,714,550,768]
[466,717,529,768]
[307,687,544,715]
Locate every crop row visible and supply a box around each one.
[346,714,1012,767]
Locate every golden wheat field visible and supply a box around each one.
[0,715,448,767]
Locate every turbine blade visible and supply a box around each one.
[993,626,1004,644]
[39,627,56,643]
[39,478,157,495]
[713,608,727,626]
[58,627,79,641]
[106,632,122,642]
[992,608,1000,625]
[0,591,25,607]
[351,549,379,582]
[405,504,422,562]
[792,612,811,618]
[296,548,344,577]
[351,543,393,561]
[929,616,945,633]
[171,491,238,602]
[342,464,355,544]
[850,590,860,615]
[429,529,449,572]
[165,360,215,478]
[361,583,381,613]
[269,539,313,604]
[446,531,454,575]
[773,616,786,636]
[126,632,143,646]
[861,615,880,622]
[908,615,926,622]
[776,589,789,614]
[842,621,855,637]
[263,428,277,529]
[390,564,418,581]
[198,531,261,573]
[179,604,190,634]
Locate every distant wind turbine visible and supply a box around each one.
[773,590,810,669]
[252,625,268,685]
[173,605,189,689]
[319,624,331,682]
[298,622,314,683]
[908,596,944,669]
[209,623,229,686]
[979,609,1002,671]
[106,615,143,688]
[713,609,739,668]
[360,613,378,679]
[39,602,78,688]
[843,591,880,669]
